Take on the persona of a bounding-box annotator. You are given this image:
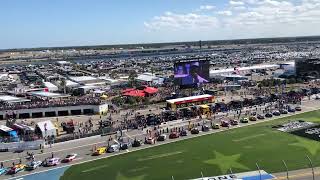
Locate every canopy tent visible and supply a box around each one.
[43,82,58,92]
[36,120,57,138]
[143,86,158,94]
[123,90,146,97]
[122,88,136,93]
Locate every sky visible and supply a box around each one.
[1,0,320,49]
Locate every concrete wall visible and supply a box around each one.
[0,140,45,151]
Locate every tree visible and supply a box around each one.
[128,71,138,87]
[59,78,67,94]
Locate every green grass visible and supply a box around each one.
[61,110,320,180]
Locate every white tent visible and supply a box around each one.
[43,82,59,92]
[36,120,57,138]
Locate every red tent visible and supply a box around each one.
[123,90,145,97]
[144,87,158,94]
[122,88,136,93]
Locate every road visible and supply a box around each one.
[2,99,320,180]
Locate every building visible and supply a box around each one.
[295,58,320,78]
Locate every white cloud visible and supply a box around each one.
[144,0,320,40]
[217,11,233,16]
[144,12,219,30]
[229,1,245,6]
[199,5,215,11]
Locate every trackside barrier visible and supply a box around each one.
[0,140,45,152]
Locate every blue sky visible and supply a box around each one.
[1,0,320,49]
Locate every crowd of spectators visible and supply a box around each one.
[0,97,102,111]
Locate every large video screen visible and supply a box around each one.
[174,59,210,86]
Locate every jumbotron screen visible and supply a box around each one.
[174,59,210,86]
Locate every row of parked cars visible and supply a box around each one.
[217,105,302,128]
[93,106,303,155]
[0,153,78,175]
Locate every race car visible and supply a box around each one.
[169,132,180,139]
[249,116,257,121]
[279,109,288,114]
[132,139,142,147]
[62,153,77,163]
[257,114,265,120]
[145,137,156,144]
[221,120,230,127]
[26,160,42,170]
[43,158,60,167]
[157,134,167,141]
[288,106,296,113]
[202,125,210,132]
[240,117,249,123]
[92,147,107,156]
[120,142,132,150]
[265,113,273,118]
[191,128,200,134]
[230,119,239,125]
[295,106,302,111]
[7,164,26,175]
[272,110,281,116]
[0,168,8,175]
[180,130,187,136]
[212,123,220,129]
[107,144,120,153]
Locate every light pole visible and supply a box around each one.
[201,171,204,180]
[306,155,315,180]
[256,162,262,180]
[282,160,289,180]
[229,168,233,175]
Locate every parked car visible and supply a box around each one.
[212,123,220,129]
[26,161,42,170]
[257,114,265,120]
[169,132,180,139]
[7,164,26,174]
[132,139,142,147]
[107,144,120,153]
[120,142,132,150]
[230,119,239,125]
[295,106,302,111]
[240,117,249,123]
[191,128,200,134]
[92,147,106,156]
[221,120,230,127]
[145,137,156,144]
[157,134,167,141]
[179,130,187,136]
[0,168,8,175]
[265,113,273,118]
[288,106,296,113]
[202,125,210,132]
[62,153,77,163]
[272,111,281,116]
[249,116,257,121]
[279,109,288,114]
[43,158,60,167]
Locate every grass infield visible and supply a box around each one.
[61,110,320,180]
